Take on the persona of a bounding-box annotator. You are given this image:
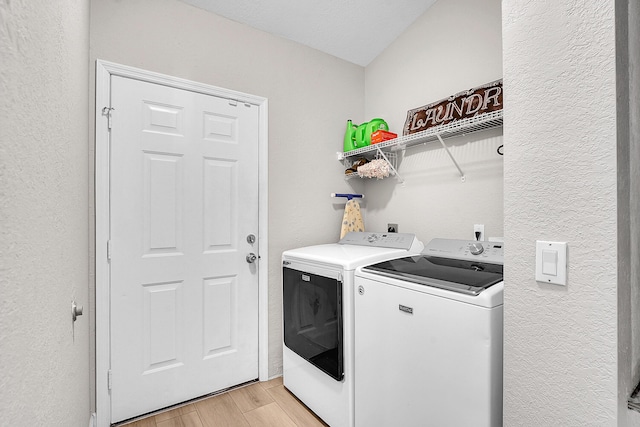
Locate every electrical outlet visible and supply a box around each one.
[387,223,398,233]
[473,224,485,241]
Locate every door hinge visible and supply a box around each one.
[107,370,113,390]
[107,240,112,261]
[102,107,115,130]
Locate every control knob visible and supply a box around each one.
[469,242,484,255]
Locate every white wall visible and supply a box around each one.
[89,0,365,380]
[0,1,91,426]
[502,1,620,425]
[363,0,503,243]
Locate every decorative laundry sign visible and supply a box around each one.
[403,79,503,135]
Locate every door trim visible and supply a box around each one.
[95,60,269,427]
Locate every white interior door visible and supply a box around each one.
[109,75,260,422]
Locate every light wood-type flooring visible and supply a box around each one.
[120,377,328,427]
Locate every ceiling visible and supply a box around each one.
[180,0,437,67]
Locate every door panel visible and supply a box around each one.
[142,281,183,371]
[203,159,235,249]
[144,152,183,254]
[109,75,259,422]
[203,277,234,354]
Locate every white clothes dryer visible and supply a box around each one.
[354,238,504,427]
[282,232,424,427]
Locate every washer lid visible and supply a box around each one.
[282,232,424,270]
[362,255,503,296]
[283,243,415,270]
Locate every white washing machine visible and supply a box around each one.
[282,232,424,427]
[354,238,504,427]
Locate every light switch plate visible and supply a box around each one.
[535,241,567,286]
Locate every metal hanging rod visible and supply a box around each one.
[331,193,364,200]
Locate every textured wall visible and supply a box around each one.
[0,0,91,426]
[89,0,365,380]
[502,1,619,425]
[616,0,633,422]
[363,0,504,243]
[631,0,640,382]
[628,0,640,423]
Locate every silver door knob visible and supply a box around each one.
[246,253,258,263]
[72,301,83,322]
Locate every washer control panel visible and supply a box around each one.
[339,232,424,252]
[423,238,504,265]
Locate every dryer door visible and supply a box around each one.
[283,267,343,381]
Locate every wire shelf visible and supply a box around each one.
[340,110,503,159]
[343,152,398,180]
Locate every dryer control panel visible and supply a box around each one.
[423,238,504,265]
[339,232,424,252]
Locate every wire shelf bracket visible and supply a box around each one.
[435,133,465,182]
[375,147,403,184]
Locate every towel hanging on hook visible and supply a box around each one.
[331,194,365,238]
[339,199,364,238]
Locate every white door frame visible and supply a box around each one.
[94,60,269,427]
